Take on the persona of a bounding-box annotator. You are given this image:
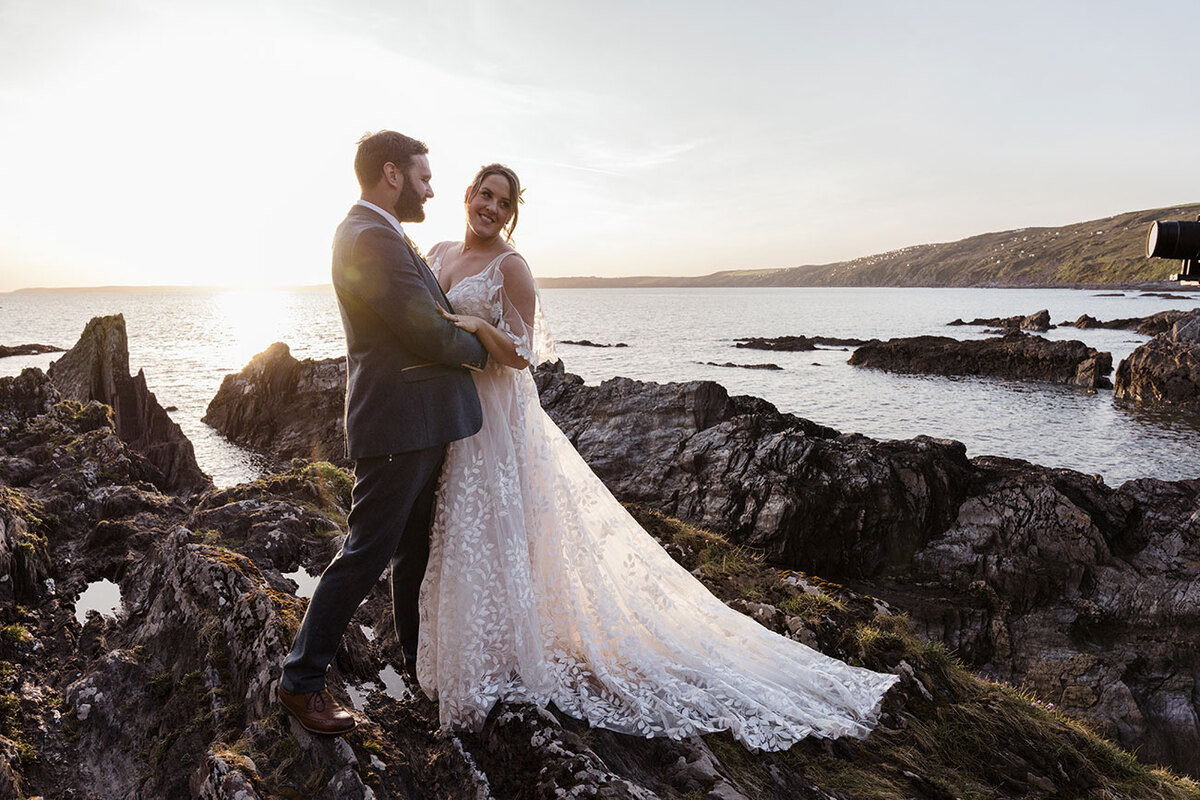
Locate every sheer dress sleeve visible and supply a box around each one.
[494,253,556,366]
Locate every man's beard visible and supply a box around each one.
[393,180,426,223]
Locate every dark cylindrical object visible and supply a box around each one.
[1146,220,1200,259]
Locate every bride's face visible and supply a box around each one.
[465,174,514,240]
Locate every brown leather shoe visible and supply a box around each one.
[278,685,357,735]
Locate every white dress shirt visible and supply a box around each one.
[355,199,406,239]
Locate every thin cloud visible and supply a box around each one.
[570,139,703,174]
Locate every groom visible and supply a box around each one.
[278,130,489,735]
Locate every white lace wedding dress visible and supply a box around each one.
[417,246,899,751]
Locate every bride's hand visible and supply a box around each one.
[437,303,486,334]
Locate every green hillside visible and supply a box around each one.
[539,203,1200,288]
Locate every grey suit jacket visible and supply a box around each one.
[332,204,488,459]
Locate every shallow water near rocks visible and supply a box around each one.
[2,285,1198,486]
[74,578,122,625]
[283,566,319,600]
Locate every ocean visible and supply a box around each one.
[1,286,1197,488]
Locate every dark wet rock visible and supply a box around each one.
[1061,308,1193,337]
[701,361,783,370]
[0,492,51,608]
[0,343,65,359]
[1113,309,1200,411]
[849,331,1113,388]
[46,315,208,493]
[203,342,346,468]
[2,367,1200,795]
[946,309,1055,331]
[559,339,629,348]
[1021,308,1052,331]
[1140,292,1198,300]
[733,335,868,351]
[863,458,1200,775]
[530,364,1200,775]
[533,367,973,576]
[1068,313,1105,328]
[0,368,59,430]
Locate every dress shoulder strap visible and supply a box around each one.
[483,249,516,275]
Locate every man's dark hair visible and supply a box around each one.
[354,130,429,190]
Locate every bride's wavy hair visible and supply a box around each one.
[465,163,522,242]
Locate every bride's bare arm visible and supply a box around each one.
[438,253,537,369]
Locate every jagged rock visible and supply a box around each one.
[1062,308,1193,336]
[189,749,263,799]
[733,335,868,351]
[196,351,1197,771]
[2,379,1199,795]
[559,339,629,348]
[203,342,346,467]
[0,495,51,608]
[1113,309,1200,411]
[849,331,1113,388]
[19,341,1199,788]
[530,366,1200,774]
[531,369,974,575]
[0,736,24,800]
[1021,308,1052,331]
[46,315,208,493]
[947,309,1055,331]
[0,368,60,432]
[867,458,1200,774]
[701,361,784,370]
[0,343,65,359]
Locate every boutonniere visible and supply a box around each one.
[405,234,426,261]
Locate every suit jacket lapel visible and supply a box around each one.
[401,229,456,312]
[350,205,454,309]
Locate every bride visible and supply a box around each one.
[418,164,898,752]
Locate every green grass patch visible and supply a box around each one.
[1,624,31,643]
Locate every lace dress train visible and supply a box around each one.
[417,248,898,751]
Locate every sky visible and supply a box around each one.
[1,0,1198,291]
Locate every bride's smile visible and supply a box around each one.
[466,174,514,241]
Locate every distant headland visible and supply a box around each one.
[9,204,1200,294]
[538,203,1200,289]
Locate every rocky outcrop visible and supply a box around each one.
[1062,309,1192,336]
[1021,308,1052,331]
[203,342,346,467]
[866,458,1200,774]
[534,363,974,576]
[0,343,65,359]
[701,361,783,370]
[199,347,1200,775]
[559,339,629,348]
[849,331,1113,388]
[733,335,867,351]
[9,362,1194,797]
[534,365,1200,775]
[46,315,208,493]
[947,308,1053,331]
[1113,309,1200,411]
[0,367,59,430]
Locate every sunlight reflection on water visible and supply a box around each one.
[1,285,1198,487]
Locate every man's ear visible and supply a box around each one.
[384,162,405,190]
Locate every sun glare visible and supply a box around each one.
[213,288,302,370]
